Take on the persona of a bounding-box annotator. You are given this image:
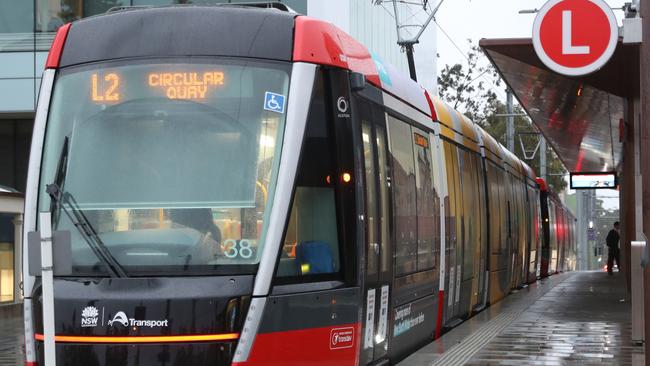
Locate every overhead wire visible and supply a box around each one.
[435,21,507,101]
[377,1,508,103]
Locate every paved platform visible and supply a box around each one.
[399,271,645,366]
[0,303,24,366]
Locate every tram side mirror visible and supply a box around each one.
[28,231,72,276]
[350,72,366,91]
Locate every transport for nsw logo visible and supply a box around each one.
[329,327,354,350]
[107,310,169,328]
[108,311,129,327]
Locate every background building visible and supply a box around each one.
[0,0,437,305]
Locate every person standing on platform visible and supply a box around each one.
[606,221,620,275]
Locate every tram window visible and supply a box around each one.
[469,150,477,278]
[517,179,525,252]
[428,132,442,270]
[497,169,509,253]
[376,123,392,274]
[387,116,417,276]
[412,126,435,271]
[520,183,527,254]
[460,149,476,280]
[37,60,291,275]
[473,156,484,242]
[442,140,458,267]
[362,120,379,277]
[278,187,339,278]
[275,74,341,280]
[486,162,501,255]
[450,143,463,270]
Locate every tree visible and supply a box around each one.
[437,44,501,122]
[437,43,567,191]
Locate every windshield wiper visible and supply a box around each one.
[46,137,127,278]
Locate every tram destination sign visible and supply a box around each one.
[533,0,618,76]
[90,70,226,103]
[569,171,618,190]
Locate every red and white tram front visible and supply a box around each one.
[24,6,362,366]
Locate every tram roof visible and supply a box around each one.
[57,6,296,67]
[476,127,503,163]
[430,97,478,151]
[480,38,638,173]
[521,163,537,183]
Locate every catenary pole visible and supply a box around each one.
[506,88,514,152]
[540,138,547,182]
[639,0,650,363]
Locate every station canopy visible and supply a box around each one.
[480,38,639,173]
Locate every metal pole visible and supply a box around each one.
[577,191,584,270]
[39,212,56,366]
[584,192,588,271]
[589,190,595,270]
[540,137,547,182]
[640,0,650,360]
[506,88,514,152]
[584,192,588,270]
[404,43,418,82]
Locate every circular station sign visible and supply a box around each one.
[532,0,618,76]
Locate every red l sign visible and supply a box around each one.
[533,0,618,76]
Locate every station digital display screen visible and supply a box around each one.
[570,172,618,189]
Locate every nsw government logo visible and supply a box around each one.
[81,306,99,328]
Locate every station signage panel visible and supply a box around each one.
[533,0,618,76]
[569,172,618,189]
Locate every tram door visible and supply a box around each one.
[359,100,392,365]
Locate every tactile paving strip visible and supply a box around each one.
[431,274,571,366]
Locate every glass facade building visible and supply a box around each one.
[0,0,435,304]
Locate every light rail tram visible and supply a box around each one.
[23,4,576,366]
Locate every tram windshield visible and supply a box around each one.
[38,59,290,276]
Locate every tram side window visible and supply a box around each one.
[475,156,487,255]
[517,182,526,250]
[442,140,459,266]
[486,162,500,255]
[276,75,341,280]
[458,149,471,279]
[498,169,509,253]
[387,116,418,276]
[412,127,436,270]
[428,132,443,267]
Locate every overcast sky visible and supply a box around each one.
[431,0,626,209]
[431,0,627,102]
[434,0,628,69]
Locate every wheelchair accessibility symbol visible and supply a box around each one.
[264,92,286,114]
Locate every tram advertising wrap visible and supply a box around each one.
[23,5,576,366]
